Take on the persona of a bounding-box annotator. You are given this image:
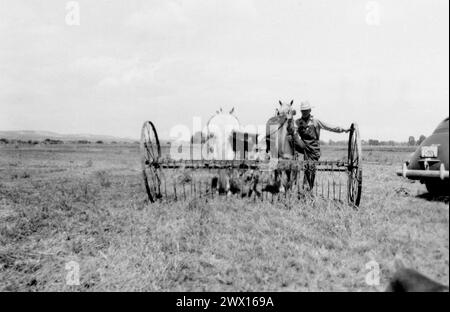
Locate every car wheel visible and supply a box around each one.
[425,180,448,196]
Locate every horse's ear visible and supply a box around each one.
[220,107,223,113]
[279,100,282,106]
[230,107,235,114]
[290,99,294,106]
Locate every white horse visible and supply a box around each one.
[206,107,241,160]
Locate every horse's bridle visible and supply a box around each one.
[265,115,293,140]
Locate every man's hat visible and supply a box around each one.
[300,101,312,111]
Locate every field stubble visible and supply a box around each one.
[0,144,448,291]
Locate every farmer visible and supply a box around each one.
[287,101,351,189]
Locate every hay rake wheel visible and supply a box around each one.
[141,121,162,202]
[140,120,363,207]
[347,123,362,207]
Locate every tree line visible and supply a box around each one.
[189,131,428,147]
[0,138,134,145]
[1,135,427,147]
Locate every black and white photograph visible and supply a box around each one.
[0,0,448,295]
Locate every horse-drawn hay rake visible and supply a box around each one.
[140,121,362,207]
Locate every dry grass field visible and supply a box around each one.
[0,144,448,291]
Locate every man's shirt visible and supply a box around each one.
[295,115,345,141]
[292,115,346,160]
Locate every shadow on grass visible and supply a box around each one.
[416,193,449,204]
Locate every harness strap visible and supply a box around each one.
[264,116,289,140]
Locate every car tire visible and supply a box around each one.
[425,180,449,196]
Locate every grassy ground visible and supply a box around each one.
[0,144,448,291]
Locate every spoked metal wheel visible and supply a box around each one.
[347,123,362,207]
[141,121,162,202]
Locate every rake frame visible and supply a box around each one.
[141,121,362,207]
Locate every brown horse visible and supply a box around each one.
[235,100,298,196]
[258,100,297,193]
[211,101,298,197]
[266,100,296,160]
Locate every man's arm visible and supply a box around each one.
[286,120,306,152]
[315,119,349,133]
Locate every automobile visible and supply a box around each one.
[396,117,449,195]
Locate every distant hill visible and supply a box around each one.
[0,130,137,143]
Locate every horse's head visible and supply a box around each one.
[206,107,241,160]
[208,107,240,136]
[277,100,296,120]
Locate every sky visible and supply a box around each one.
[0,0,448,142]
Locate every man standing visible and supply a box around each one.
[287,101,351,189]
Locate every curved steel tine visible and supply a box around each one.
[208,177,212,200]
[327,179,330,199]
[164,177,168,201]
[321,178,324,197]
[315,178,318,196]
[333,179,336,199]
[193,177,196,199]
[173,181,177,201]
